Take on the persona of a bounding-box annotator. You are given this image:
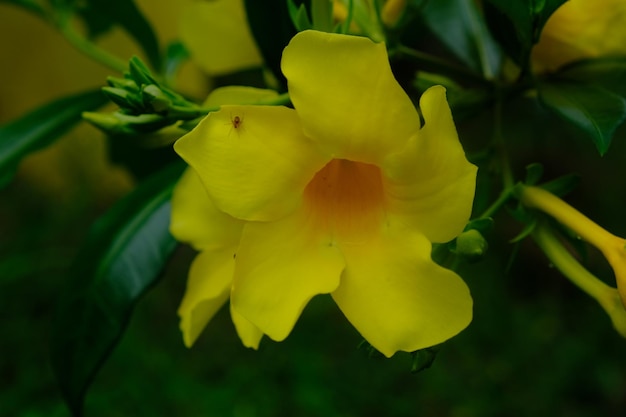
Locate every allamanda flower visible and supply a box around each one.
[532,0,626,72]
[171,30,477,357]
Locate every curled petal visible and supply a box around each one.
[230,303,264,349]
[170,168,244,250]
[332,229,473,357]
[175,106,330,222]
[232,208,345,341]
[178,249,236,347]
[383,86,477,243]
[282,30,420,164]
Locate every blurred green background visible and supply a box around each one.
[2,1,626,416]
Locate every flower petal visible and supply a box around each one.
[175,106,330,222]
[383,86,477,243]
[179,0,263,75]
[230,303,264,349]
[332,229,473,357]
[281,30,420,164]
[203,86,279,107]
[178,249,236,347]
[170,167,244,250]
[231,208,345,341]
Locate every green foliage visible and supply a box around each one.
[0,90,107,188]
[538,82,626,155]
[84,57,207,136]
[558,56,626,98]
[244,0,299,88]
[4,0,626,415]
[50,162,185,416]
[484,0,566,68]
[58,0,161,70]
[287,0,313,31]
[421,0,502,78]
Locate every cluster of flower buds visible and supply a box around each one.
[84,57,207,135]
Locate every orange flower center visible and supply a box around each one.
[303,159,387,244]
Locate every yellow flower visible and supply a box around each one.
[171,30,477,357]
[532,0,626,72]
[521,185,626,310]
[179,0,263,75]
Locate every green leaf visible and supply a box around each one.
[538,82,626,155]
[287,0,312,31]
[422,0,501,78]
[484,0,566,68]
[50,161,185,416]
[0,89,107,188]
[557,57,626,98]
[244,0,299,88]
[66,0,161,70]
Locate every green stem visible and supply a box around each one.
[478,186,514,219]
[493,90,514,189]
[59,24,128,74]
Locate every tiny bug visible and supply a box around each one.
[226,113,245,137]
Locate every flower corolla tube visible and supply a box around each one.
[171,30,478,357]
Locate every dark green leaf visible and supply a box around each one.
[557,56,626,98]
[422,0,501,78]
[484,0,566,67]
[0,89,107,188]
[538,82,626,155]
[72,0,161,70]
[50,161,185,416]
[287,0,312,31]
[244,0,300,89]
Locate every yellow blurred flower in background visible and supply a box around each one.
[179,0,263,76]
[532,0,626,72]
[172,30,477,357]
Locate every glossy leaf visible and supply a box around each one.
[422,0,501,78]
[558,57,626,98]
[50,161,185,416]
[484,0,566,67]
[538,82,626,155]
[0,89,107,188]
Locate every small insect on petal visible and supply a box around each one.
[226,113,245,137]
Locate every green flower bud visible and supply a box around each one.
[455,229,488,262]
